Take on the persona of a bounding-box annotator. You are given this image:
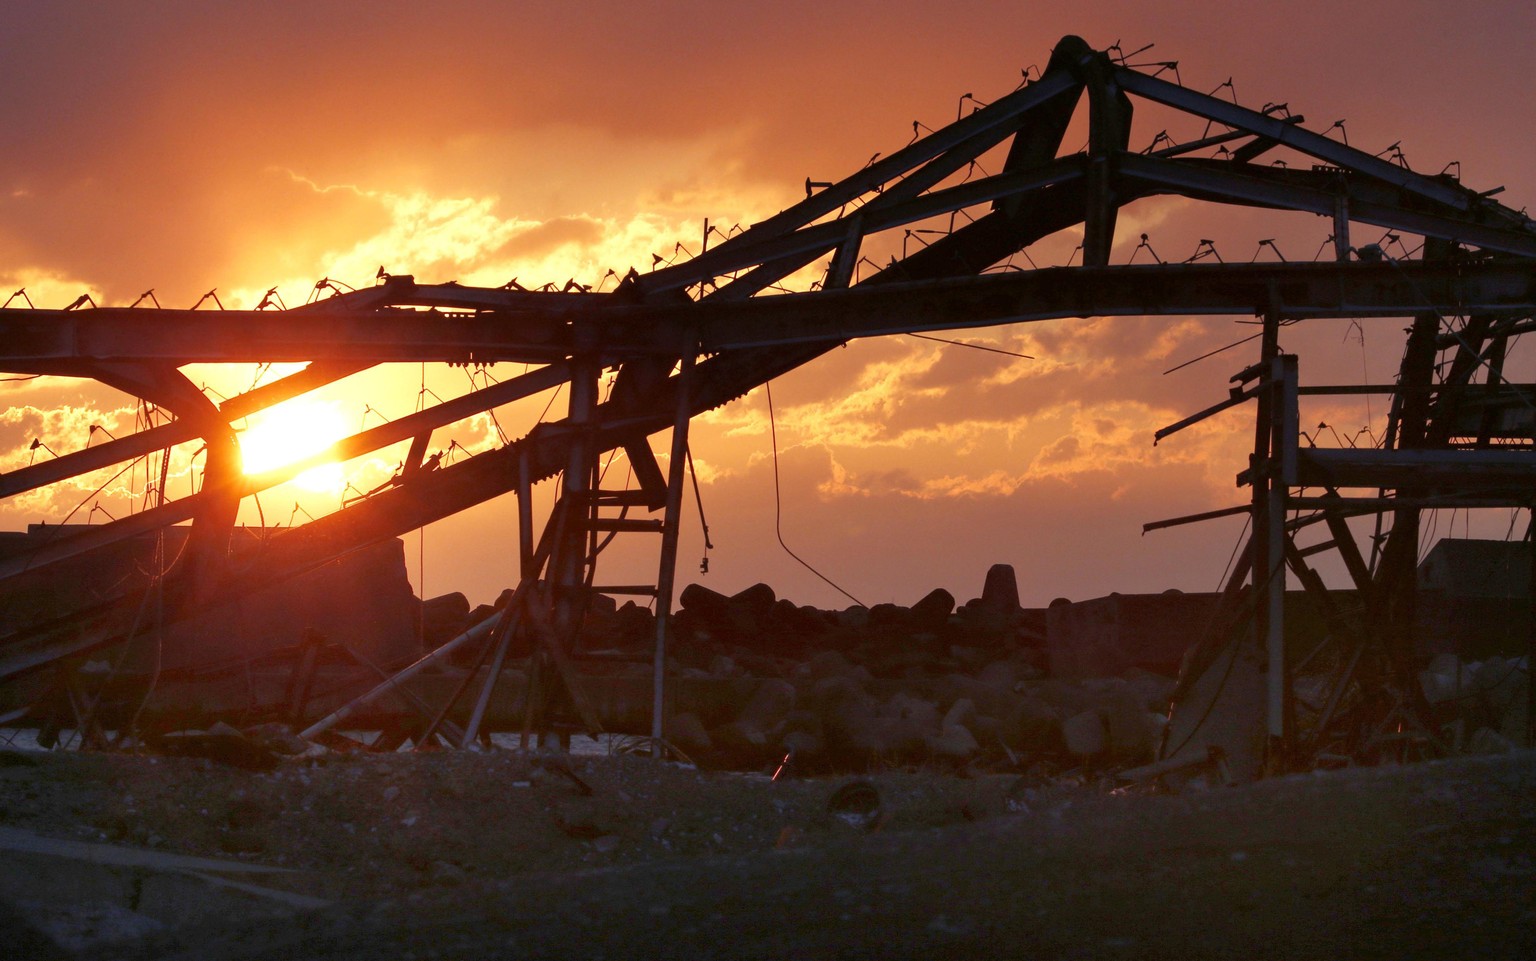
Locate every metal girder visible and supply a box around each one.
[2,261,1532,367]
[636,66,1084,295]
[0,361,369,498]
[1295,447,1536,492]
[0,362,570,583]
[1117,153,1536,259]
[1112,65,1483,214]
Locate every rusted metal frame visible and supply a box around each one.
[241,361,569,491]
[697,156,1087,304]
[554,358,600,635]
[995,65,1083,222]
[652,341,697,755]
[1283,537,1358,679]
[323,275,612,313]
[65,362,240,600]
[638,68,1082,294]
[457,583,533,748]
[1115,153,1536,259]
[1146,127,1261,160]
[0,362,570,585]
[1477,317,1518,445]
[296,613,505,740]
[0,361,370,499]
[824,214,865,291]
[520,587,603,739]
[0,305,583,366]
[1291,494,1532,512]
[621,437,669,509]
[517,449,536,579]
[1112,66,1484,214]
[1142,503,1251,533]
[1080,56,1133,267]
[672,55,1083,299]
[1153,383,1261,445]
[1248,316,1295,757]
[513,359,607,744]
[1332,179,1353,263]
[411,604,511,750]
[693,261,1536,351]
[7,261,1534,367]
[4,264,1530,680]
[1296,448,1536,488]
[438,513,564,747]
[338,642,467,747]
[1374,308,1442,737]
[1424,314,1494,446]
[1318,495,1376,596]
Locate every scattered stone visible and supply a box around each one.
[666,713,712,754]
[1063,711,1107,758]
[942,697,977,733]
[420,592,471,646]
[910,588,956,633]
[738,679,796,733]
[980,564,1021,612]
[926,724,980,760]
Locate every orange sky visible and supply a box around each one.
[2,2,1534,609]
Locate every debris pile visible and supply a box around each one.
[1419,654,1531,754]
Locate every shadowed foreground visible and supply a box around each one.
[8,750,1520,961]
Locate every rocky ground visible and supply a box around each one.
[1,746,1534,959]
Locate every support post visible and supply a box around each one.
[1332,189,1352,262]
[516,449,534,580]
[1252,310,1290,764]
[1269,351,1297,754]
[652,345,697,756]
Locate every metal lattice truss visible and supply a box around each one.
[2,36,1534,754]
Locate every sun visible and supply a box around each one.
[237,400,350,493]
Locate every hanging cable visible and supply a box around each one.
[765,381,866,607]
[686,444,714,573]
[907,332,1034,360]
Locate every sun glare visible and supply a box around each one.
[238,400,349,493]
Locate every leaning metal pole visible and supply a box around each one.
[652,345,697,755]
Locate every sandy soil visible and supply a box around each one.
[2,747,1534,959]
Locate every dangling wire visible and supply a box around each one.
[686,444,714,574]
[765,381,866,607]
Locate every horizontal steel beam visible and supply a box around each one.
[690,261,1536,350]
[3,262,1533,366]
[1118,153,1536,259]
[1296,447,1536,490]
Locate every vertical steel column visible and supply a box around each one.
[652,345,697,755]
[516,448,535,580]
[554,358,600,635]
[1332,189,1352,262]
[1252,311,1290,760]
[1270,353,1298,752]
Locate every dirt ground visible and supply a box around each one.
[2,746,1534,960]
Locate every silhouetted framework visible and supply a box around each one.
[1,36,1532,767]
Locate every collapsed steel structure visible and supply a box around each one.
[1,36,1533,769]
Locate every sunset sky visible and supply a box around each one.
[2,2,1533,611]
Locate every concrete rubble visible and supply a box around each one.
[570,563,1179,773]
